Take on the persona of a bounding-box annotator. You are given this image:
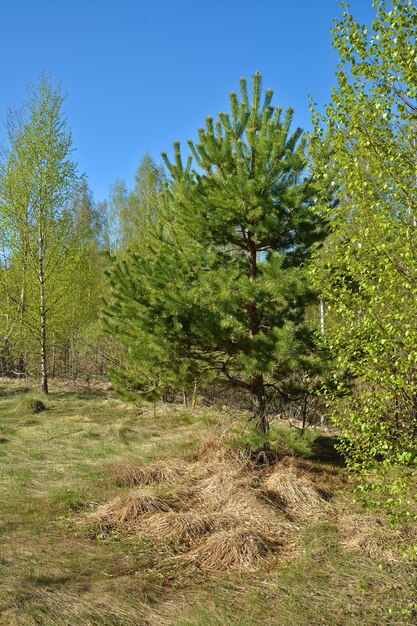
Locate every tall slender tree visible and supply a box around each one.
[122,153,165,252]
[0,75,80,393]
[53,180,107,379]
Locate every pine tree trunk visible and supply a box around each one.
[247,230,268,433]
[252,373,267,433]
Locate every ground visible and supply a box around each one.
[0,379,416,626]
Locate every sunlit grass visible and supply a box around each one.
[0,379,415,625]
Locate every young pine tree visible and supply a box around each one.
[105,74,327,432]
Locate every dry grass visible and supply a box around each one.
[2,380,416,626]
[181,529,281,571]
[89,488,179,532]
[262,467,331,520]
[193,471,253,505]
[1,586,141,626]
[138,511,227,545]
[337,513,404,563]
[89,452,298,570]
[192,472,292,534]
[197,439,245,465]
[108,458,190,487]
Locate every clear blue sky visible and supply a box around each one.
[1,0,376,203]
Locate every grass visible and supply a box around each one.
[225,421,322,460]
[0,379,416,625]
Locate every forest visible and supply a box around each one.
[1,1,417,625]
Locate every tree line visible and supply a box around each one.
[0,79,164,389]
[1,1,416,507]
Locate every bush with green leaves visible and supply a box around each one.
[310,0,417,515]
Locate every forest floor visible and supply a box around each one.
[0,379,416,626]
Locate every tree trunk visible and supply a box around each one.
[301,394,308,435]
[71,334,77,381]
[247,231,268,432]
[51,334,56,378]
[40,281,48,394]
[319,298,325,335]
[191,379,198,409]
[39,221,48,395]
[252,373,267,433]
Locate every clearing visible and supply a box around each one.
[0,380,416,625]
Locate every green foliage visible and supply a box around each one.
[310,0,417,510]
[106,154,165,255]
[355,465,417,525]
[226,422,318,458]
[0,75,81,387]
[0,78,110,383]
[105,74,328,429]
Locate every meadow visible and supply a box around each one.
[0,380,415,625]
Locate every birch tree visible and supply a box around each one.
[0,75,80,392]
[310,0,417,513]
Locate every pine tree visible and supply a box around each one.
[105,74,327,431]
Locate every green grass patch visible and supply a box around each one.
[225,421,318,458]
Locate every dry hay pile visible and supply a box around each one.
[89,488,178,532]
[108,459,190,487]
[138,511,229,545]
[182,529,280,571]
[197,439,247,465]
[193,471,254,508]
[262,467,330,520]
[89,443,333,571]
[192,471,294,537]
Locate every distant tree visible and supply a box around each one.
[51,179,108,379]
[0,75,80,393]
[107,179,128,254]
[71,179,106,245]
[106,154,165,255]
[105,74,327,432]
[122,153,165,251]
